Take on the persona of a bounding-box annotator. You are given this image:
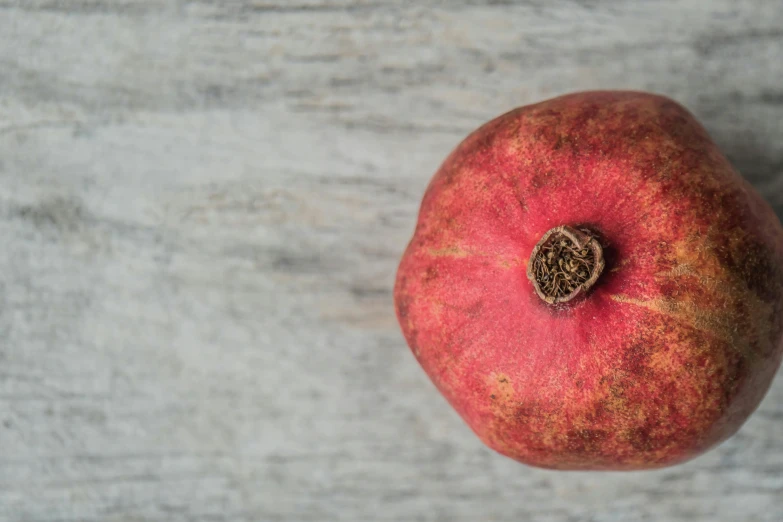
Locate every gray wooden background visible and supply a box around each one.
[1,1,782,521]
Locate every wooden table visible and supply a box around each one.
[1,1,782,520]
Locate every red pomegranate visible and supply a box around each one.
[394,91,783,470]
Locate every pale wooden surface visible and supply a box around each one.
[1,1,783,521]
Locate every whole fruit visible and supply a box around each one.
[394,91,783,470]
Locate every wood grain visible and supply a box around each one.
[0,1,782,520]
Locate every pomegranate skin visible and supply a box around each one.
[394,91,783,470]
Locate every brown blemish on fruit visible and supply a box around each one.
[725,233,783,303]
[394,291,421,357]
[499,257,524,270]
[610,294,738,346]
[465,301,484,319]
[653,230,781,361]
[565,428,608,456]
[530,170,558,189]
[488,375,547,421]
[625,425,656,452]
[427,246,471,258]
[395,293,411,320]
[621,343,653,377]
[483,373,521,454]
[656,263,695,278]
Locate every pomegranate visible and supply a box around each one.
[394,91,783,470]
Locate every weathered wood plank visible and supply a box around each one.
[0,1,782,521]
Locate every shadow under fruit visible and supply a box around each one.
[393,91,783,470]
